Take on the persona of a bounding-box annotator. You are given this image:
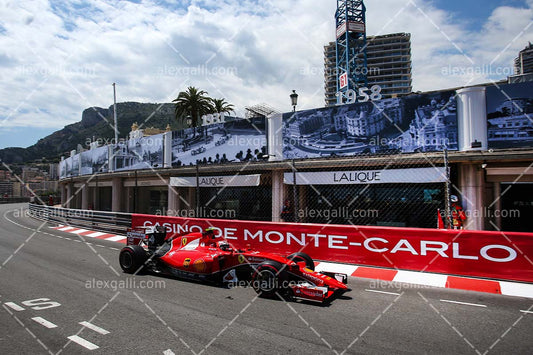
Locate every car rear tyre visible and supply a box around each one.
[119,245,148,274]
[252,261,285,297]
[287,252,314,271]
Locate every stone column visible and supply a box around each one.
[298,185,307,223]
[458,163,485,230]
[168,185,180,216]
[60,183,67,207]
[81,183,89,210]
[65,183,73,209]
[271,170,285,222]
[111,177,123,212]
[493,182,502,231]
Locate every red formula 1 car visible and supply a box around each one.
[119,227,349,303]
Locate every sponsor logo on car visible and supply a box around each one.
[194,259,206,272]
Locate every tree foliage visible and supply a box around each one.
[172,87,214,127]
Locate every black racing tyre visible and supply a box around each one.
[119,245,148,274]
[252,261,285,297]
[287,252,314,271]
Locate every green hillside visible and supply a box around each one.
[0,102,181,164]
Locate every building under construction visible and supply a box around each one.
[325,32,413,105]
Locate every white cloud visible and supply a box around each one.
[0,0,531,140]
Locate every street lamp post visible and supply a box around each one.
[290,90,299,112]
[112,83,118,145]
[290,90,299,222]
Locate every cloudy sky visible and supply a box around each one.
[0,0,532,149]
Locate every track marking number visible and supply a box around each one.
[21,298,61,310]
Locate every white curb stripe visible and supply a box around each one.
[32,317,57,328]
[315,262,358,275]
[393,270,448,288]
[70,229,89,234]
[104,236,126,242]
[499,281,533,298]
[86,232,106,238]
[79,321,110,335]
[58,226,76,231]
[4,302,25,311]
[67,335,99,350]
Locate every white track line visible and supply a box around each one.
[79,321,110,335]
[32,317,57,329]
[440,299,487,308]
[4,302,25,311]
[67,335,99,350]
[520,310,533,314]
[365,289,401,296]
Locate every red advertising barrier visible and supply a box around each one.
[132,214,533,283]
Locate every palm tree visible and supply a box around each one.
[211,98,235,115]
[173,87,214,130]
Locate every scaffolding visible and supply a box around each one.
[244,103,280,119]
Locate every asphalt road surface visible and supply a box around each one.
[1,203,532,354]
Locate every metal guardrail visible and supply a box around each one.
[28,204,132,235]
[1,197,31,204]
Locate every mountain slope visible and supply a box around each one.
[0,102,180,164]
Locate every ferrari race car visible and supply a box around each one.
[119,227,349,303]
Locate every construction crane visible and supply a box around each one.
[335,0,368,100]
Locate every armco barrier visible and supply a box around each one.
[132,214,533,284]
[29,204,132,235]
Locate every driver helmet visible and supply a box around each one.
[450,195,459,203]
[203,227,217,239]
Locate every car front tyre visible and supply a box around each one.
[287,252,315,271]
[252,261,286,298]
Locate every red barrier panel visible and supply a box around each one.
[131,214,533,283]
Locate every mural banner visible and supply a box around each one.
[113,133,164,172]
[486,81,533,149]
[282,90,458,159]
[132,214,533,283]
[171,118,267,167]
[59,156,79,178]
[80,145,109,176]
